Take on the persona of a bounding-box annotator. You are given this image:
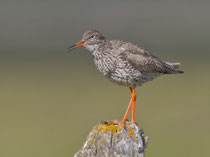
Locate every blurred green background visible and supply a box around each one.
[0,0,210,157]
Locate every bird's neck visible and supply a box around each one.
[85,40,108,59]
[85,40,114,76]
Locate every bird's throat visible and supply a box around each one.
[85,44,100,53]
[85,43,106,60]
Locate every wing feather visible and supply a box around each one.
[120,49,179,74]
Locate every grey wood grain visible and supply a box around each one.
[74,121,148,157]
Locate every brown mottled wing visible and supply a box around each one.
[121,49,178,74]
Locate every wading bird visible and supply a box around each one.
[68,30,183,127]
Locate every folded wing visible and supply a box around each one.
[120,49,183,74]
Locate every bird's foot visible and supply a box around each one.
[108,119,128,128]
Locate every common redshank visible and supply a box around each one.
[68,30,183,127]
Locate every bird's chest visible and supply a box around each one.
[94,56,115,77]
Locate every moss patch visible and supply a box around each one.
[97,123,122,134]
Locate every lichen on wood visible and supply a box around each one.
[74,120,148,157]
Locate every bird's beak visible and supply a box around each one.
[67,40,87,52]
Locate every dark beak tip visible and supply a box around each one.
[67,44,76,53]
[68,44,75,49]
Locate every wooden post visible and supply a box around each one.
[74,121,148,157]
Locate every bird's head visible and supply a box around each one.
[68,30,105,52]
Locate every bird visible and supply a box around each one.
[68,29,183,127]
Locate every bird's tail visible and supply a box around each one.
[164,62,184,74]
[165,62,180,69]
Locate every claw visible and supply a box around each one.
[108,119,128,128]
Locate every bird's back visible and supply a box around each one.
[109,40,184,74]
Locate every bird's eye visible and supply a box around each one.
[90,35,94,38]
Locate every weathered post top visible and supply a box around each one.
[74,121,148,157]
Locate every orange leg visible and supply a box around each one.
[131,88,137,124]
[109,97,133,127]
[109,87,136,127]
[120,95,134,126]
[129,87,137,123]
